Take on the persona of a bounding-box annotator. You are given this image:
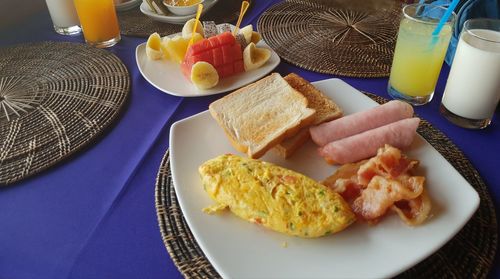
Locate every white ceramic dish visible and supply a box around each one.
[136,26,280,97]
[140,0,218,24]
[169,78,480,278]
[164,0,204,16]
[115,0,142,12]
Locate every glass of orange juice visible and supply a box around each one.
[388,3,455,105]
[73,0,121,48]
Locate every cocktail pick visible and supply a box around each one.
[188,3,204,47]
[233,1,250,36]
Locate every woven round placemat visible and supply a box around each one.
[0,41,129,186]
[155,93,497,278]
[118,0,252,37]
[257,0,401,77]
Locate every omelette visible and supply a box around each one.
[199,154,355,238]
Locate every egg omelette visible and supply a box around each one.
[199,154,355,238]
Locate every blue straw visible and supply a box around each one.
[432,0,459,36]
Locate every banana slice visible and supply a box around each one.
[239,25,253,44]
[250,31,262,44]
[191,61,219,90]
[243,43,271,71]
[182,18,205,39]
[160,37,171,60]
[146,32,163,60]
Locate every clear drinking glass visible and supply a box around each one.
[440,18,500,129]
[388,4,455,105]
[45,0,81,35]
[73,0,121,48]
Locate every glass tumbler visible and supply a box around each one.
[440,18,500,129]
[388,3,455,105]
[45,0,81,35]
[73,0,121,48]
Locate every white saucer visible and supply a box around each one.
[139,0,218,24]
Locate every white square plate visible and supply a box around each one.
[169,78,479,278]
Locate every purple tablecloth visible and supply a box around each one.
[0,1,498,278]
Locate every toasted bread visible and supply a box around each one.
[209,73,316,159]
[274,73,343,158]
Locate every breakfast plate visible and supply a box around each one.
[135,26,280,97]
[169,78,480,278]
[115,0,142,12]
[139,0,218,24]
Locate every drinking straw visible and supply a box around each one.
[233,1,250,36]
[432,0,459,36]
[188,3,203,47]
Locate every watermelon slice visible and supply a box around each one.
[181,32,244,80]
[212,48,223,67]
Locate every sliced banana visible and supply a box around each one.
[243,43,271,71]
[239,25,253,44]
[146,32,163,60]
[182,18,205,38]
[160,37,171,60]
[191,61,219,90]
[250,31,262,44]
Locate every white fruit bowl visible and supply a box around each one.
[163,0,204,16]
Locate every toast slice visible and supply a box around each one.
[274,73,343,158]
[209,73,316,159]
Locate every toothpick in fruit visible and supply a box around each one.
[232,1,250,36]
[188,3,204,48]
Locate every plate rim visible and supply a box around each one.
[169,78,481,278]
[115,0,142,11]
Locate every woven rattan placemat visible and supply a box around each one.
[257,0,401,77]
[0,41,129,186]
[118,0,252,37]
[155,93,497,278]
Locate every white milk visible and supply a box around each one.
[441,29,500,120]
[45,0,80,28]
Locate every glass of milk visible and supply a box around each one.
[45,0,81,35]
[440,18,500,129]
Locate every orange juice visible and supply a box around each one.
[389,18,452,97]
[73,0,121,48]
[387,4,455,105]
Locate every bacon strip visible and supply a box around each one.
[322,145,431,226]
[352,175,425,220]
[391,189,432,226]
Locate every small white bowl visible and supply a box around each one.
[163,0,204,16]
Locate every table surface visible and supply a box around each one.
[0,1,498,278]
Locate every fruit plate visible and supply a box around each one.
[169,78,480,278]
[135,26,280,97]
[139,0,218,24]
